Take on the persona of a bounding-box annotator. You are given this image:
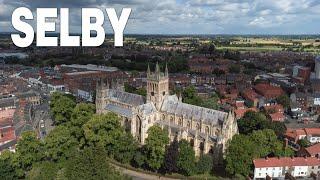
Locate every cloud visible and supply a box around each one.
[0,0,319,34]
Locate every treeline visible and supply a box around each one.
[106,54,189,72]
[0,92,217,179]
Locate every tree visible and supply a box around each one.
[133,150,146,168]
[182,86,203,106]
[249,129,284,157]
[276,94,291,109]
[70,103,96,145]
[201,94,220,110]
[177,139,196,176]
[144,125,169,171]
[196,154,213,174]
[298,138,310,148]
[64,145,127,180]
[237,111,268,135]
[135,88,147,96]
[0,151,18,180]
[71,103,95,127]
[162,136,179,174]
[113,132,138,164]
[226,134,255,176]
[226,129,294,176]
[14,131,44,173]
[50,92,76,125]
[26,161,60,180]
[83,113,124,157]
[44,125,78,161]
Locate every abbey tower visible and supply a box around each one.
[146,63,169,110]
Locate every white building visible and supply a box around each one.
[253,157,320,179]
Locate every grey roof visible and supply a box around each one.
[105,104,133,118]
[0,98,15,108]
[16,91,39,99]
[106,89,145,106]
[161,95,227,125]
[137,102,156,116]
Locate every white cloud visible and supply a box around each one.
[0,0,319,34]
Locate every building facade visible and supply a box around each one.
[96,63,238,161]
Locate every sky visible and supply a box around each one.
[0,0,319,34]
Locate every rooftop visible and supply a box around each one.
[161,95,227,125]
[305,143,320,156]
[253,157,320,168]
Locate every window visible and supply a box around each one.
[187,121,191,129]
[196,123,200,131]
[170,117,174,124]
[205,126,209,134]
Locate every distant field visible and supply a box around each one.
[216,46,283,52]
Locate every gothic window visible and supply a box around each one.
[162,114,166,121]
[215,129,220,136]
[162,91,165,95]
[151,92,154,96]
[190,139,194,146]
[124,118,130,132]
[205,126,209,134]
[154,116,156,122]
[148,118,151,124]
[187,121,191,129]
[178,118,183,126]
[170,116,174,124]
[196,123,200,131]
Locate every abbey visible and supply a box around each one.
[96,63,238,161]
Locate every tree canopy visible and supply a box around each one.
[226,129,294,176]
[144,125,169,171]
[50,92,76,125]
[177,139,196,176]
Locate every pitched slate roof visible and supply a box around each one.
[137,102,157,116]
[105,104,133,118]
[106,89,145,106]
[0,98,15,108]
[161,95,227,125]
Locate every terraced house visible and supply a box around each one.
[96,63,238,162]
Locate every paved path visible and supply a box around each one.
[111,163,181,180]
